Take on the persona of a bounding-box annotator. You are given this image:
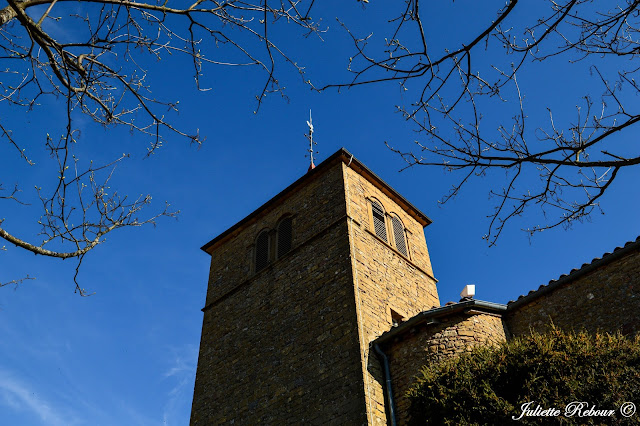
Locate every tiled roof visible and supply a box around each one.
[507,236,640,310]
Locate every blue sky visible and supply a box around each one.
[1,1,639,424]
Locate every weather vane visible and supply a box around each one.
[305,110,318,171]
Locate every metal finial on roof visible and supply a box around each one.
[305,110,318,171]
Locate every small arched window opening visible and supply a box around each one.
[371,200,388,242]
[277,216,293,258]
[391,215,408,257]
[255,230,270,272]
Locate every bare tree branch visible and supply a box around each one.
[332,0,640,244]
[0,0,324,291]
[0,274,35,290]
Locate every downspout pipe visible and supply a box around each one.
[373,343,397,426]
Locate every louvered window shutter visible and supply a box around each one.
[255,231,270,272]
[392,216,408,257]
[277,217,292,258]
[371,201,387,242]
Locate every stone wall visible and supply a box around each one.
[202,158,348,307]
[342,163,440,425]
[384,312,508,425]
[191,153,442,425]
[506,247,640,337]
[379,239,640,425]
[191,161,369,424]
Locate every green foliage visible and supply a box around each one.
[407,329,640,425]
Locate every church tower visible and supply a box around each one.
[190,148,439,424]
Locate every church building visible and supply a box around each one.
[190,148,640,425]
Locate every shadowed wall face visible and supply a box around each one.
[191,163,368,424]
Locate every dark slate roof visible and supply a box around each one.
[507,236,640,311]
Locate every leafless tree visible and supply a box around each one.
[0,0,324,293]
[330,0,640,245]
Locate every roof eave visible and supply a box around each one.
[506,236,640,311]
[374,299,507,346]
[200,148,432,254]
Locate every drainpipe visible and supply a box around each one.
[373,343,397,426]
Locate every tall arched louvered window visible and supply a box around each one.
[371,200,388,242]
[391,215,408,257]
[277,216,292,258]
[255,230,270,272]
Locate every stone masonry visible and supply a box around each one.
[191,157,366,424]
[375,301,508,425]
[191,146,640,425]
[342,163,439,424]
[506,238,640,337]
[191,149,440,424]
[371,237,640,425]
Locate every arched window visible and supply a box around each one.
[255,230,270,272]
[277,216,292,258]
[371,200,388,242]
[391,215,408,257]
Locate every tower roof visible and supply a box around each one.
[201,148,432,254]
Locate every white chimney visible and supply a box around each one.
[460,284,475,299]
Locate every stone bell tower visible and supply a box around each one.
[190,148,439,424]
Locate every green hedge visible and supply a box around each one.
[407,329,640,425]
